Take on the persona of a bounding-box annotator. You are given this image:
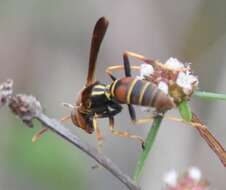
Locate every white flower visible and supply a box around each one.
[188,166,201,181]
[176,71,198,92]
[140,63,154,79]
[163,169,178,187]
[165,57,185,70]
[158,81,168,94]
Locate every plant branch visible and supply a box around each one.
[35,113,141,190]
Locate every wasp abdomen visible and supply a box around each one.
[110,77,175,112]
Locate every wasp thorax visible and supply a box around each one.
[140,57,199,104]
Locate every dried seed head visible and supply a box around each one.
[9,94,42,127]
[0,79,13,107]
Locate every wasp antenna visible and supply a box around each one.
[62,102,75,109]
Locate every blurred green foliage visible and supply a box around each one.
[2,119,88,190]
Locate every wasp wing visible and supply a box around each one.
[86,17,109,86]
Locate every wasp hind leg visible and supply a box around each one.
[123,52,142,125]
[108,116,145,149]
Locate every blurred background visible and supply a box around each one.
[0,0,225,189]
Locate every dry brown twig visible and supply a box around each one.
[0,79,141,190]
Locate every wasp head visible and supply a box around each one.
[71,108,94,134]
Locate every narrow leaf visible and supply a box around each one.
[133,115,164,181]
[178,101,192,122]
[194,91,226,101]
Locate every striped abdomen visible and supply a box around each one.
[110,77,175,112]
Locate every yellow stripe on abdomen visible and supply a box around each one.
[126,78,139,104]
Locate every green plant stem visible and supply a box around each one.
[178,101,192,122]
[194,91,226,101]
[133,114,164,181]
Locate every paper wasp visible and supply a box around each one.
[33,17,176,147]
[64,17,175,147]
[32,17,148,146]
[106,51,226,167]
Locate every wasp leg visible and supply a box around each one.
[108,116,144,148]
[60,115,71,123]
[125,51,158,66]
[91,117,104,170]
[164,114,226,167]
[105,52,153,81]
[191,113,226,167]
[165,115,203,127]
[123,52,141,124]
[105,65,140,78]
[128,104,137,123]
[105,51,160,77]
[125,51,190,72]
[32,115,71,143]
[93,117,103,151]
[123,53,132,77]
[131,115,154,125]
[32,128,48,143]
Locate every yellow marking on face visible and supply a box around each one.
[126,78,139,104]
[138,82,150,105]
[110,80,118,97]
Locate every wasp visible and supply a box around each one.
[106,51,226,167]
[33,17,176,147]
[32,17,157,147]
[65,17,176,147]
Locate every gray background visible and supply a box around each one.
[0,0,225,190]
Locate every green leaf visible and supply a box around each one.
[178,101,192,122]
[194,90,226,101]
[133,115,164,181]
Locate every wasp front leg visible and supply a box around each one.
[32,128,49,143]
[93,116,104,151]
[32,114,71,142]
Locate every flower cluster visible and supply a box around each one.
[140,57,199,104]
[163,167,209,190]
